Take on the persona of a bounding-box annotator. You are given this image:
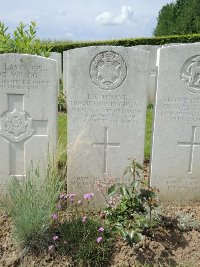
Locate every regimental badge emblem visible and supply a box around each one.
[89,51,127,90]
[181,55,200,92]
[0,109,34,142]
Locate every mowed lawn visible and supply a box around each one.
[58,106,153,163]
[58,112,67,164]
[144,106,153,159]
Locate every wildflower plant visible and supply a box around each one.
[48,192,113,266]
[96,158,159,246]
[1,162,63,251]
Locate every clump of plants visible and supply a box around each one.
[96,159,160,246]
[1,157,160,265]
[1,162,63,252]
[48,192,113,266]
[58,89,67,112]
[0,21,51,56]
[1,161,113,265]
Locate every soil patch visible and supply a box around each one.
[1,203,200,267]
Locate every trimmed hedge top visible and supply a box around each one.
[49,33,200,53]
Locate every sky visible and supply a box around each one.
[0,0,174,41]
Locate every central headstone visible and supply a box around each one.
[0,54,58,192]
[64,46,149,205]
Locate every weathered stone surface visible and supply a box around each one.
[64,46,149,206]
[50,52,62,95]
[50,52,62,81]
[136,45,161,104]
[150,44,200,201]
[0,54,58,191]
[162,43,182,47]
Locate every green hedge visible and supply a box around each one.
[48,33,200,53]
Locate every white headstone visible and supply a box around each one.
[136,45,161,104]
[0,54,58,192]
[162,43,182,47]
[50,52,62,96]
[64,46,149,206]
[50,52,62,81]
[150,44,200,201]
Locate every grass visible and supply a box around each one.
[58,112,67,147]
[144,105,154,159]
[58,112,67,166]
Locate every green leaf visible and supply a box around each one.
[119,186,128,197]
[108,185,117,196]
[135,171,140,178]
[135,162,144,170]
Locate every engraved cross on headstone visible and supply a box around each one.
[177,126,200,173]
[0,94,48,176]
[92,127,120,174]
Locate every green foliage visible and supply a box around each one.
[56,218,111,266]
[45,34,200,55]
[1,163,63,251]
[50,193,113,266]
[154,0,200,36]
[177,213,200,231]
[0,21,51,56]
[153,3,176,36]
[57,112,67,171]
[144,105,153,159]
[58,90,67,112]
[0,22,12,53]
[102,159,159,246]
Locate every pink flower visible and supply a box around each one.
[52,213,58,220]
[69,193,76,202]
[60,193,67,200]
[48,245,54,252]
[84,193,94,200]
[56,203,62,209]
[82,216,87,223]
[98,227,104,232]
[52,235,59,241]
[60,193,68,202]
[97,237,103,243]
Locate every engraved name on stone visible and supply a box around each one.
[0,63,50,92]
[155,175,200,191]
[69,93,143,125]
[156,97,200,122]
[89,51,127,90]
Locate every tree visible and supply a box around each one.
[154,3,175,36]
[154,0,200,36]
